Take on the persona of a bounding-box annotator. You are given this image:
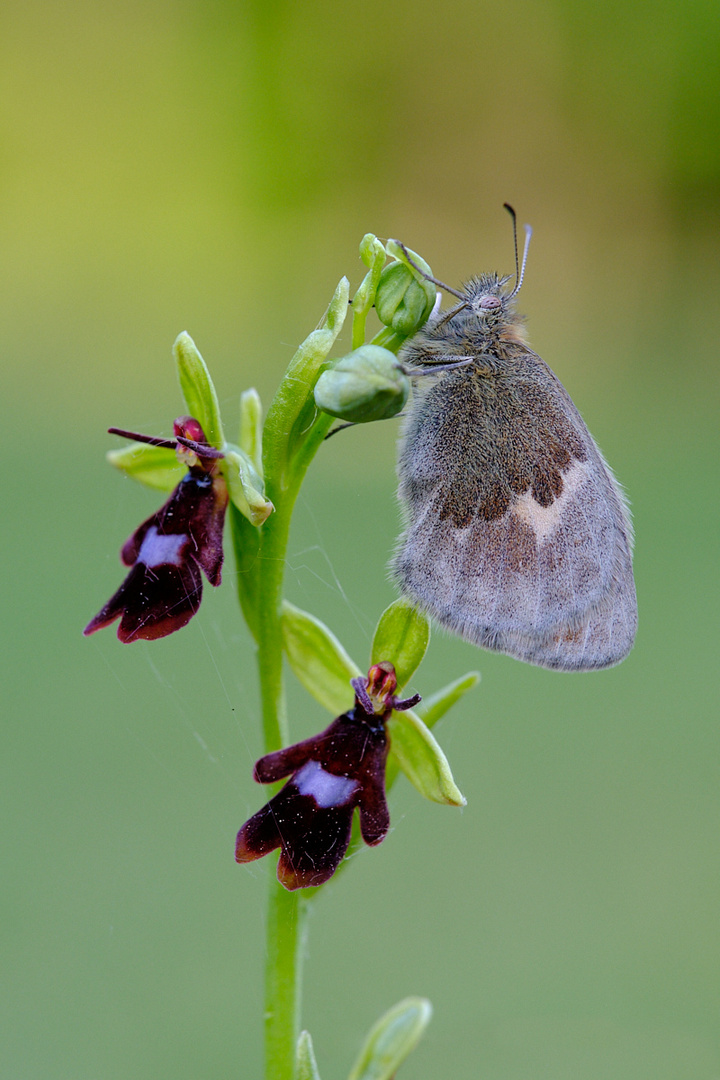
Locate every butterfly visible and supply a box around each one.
[392,207,637,671]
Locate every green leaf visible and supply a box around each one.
[347,997,432,1080]
[281,601,361,715]
[106,443,184,492]
[386,708,465,806]
[238,388,264,478]
[416,671,480,729]
[297,1031,321,1080]
[223,446,274,526]
[173,331,224,449]
[370,600,430,690]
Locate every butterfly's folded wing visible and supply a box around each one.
[393,358,637,671]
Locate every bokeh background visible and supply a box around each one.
[3,1,719,1077]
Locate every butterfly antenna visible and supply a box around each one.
[504,203,519,288]
[392,241,467,304]
[503,203,532,299]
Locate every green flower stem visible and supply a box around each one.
[287,411,335,485]
[231,278,347,1080]
[236,408,336,1080]
[265,876,307,1080]
[254,502,292,754]
[250,491,304,1080]
[253,409,334,754]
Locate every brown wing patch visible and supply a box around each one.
[399,352,591,529]
[437,485,479,528]
[476,484,513,522]
[439,481,513,526]
[531,466,564,508]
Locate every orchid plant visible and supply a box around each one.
[85,234,479,1080]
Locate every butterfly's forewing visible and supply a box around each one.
[393,332,637,671]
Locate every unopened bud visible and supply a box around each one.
[375,250,436,338]
[314,345,409,423]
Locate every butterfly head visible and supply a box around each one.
[466,272,514,317]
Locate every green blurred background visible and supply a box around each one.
[3,0,718,1076]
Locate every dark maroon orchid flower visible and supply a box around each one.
[235,663,420,891]
[84,416,228,643]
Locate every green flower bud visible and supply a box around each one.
[353,235,386,315]
[314,345,409,423]
[348,998,433,1080]
[359,232,386,269]
[296,1031,321,1080]
[263,276,349,477]
[375,245,436,339]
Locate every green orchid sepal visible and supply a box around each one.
[416,671,481,729]
[385,707,465,806]
[106,442,185,491]
[173,331,224,449]
[281,601,361,715]
[370,599,430,689]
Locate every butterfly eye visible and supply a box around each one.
[479,295,502,311]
